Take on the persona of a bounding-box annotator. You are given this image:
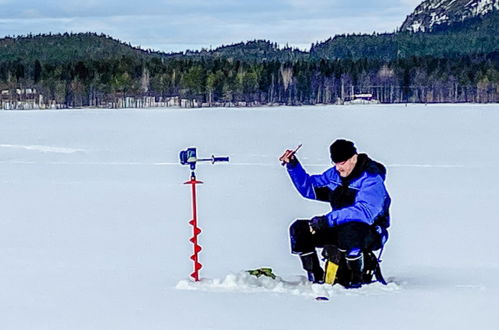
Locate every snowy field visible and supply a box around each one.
[1,104,498,329]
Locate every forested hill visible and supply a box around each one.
[310,10,499,61]
[175,40,308,62]
[0,33,310,65]
[0,32,166,63]
[1,8,498,64]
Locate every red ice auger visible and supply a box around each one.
[179,147,229,281]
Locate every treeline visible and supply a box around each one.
[1,51,497,107]
[0,11,498,109]
[311,10,499,61]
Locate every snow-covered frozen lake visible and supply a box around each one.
[1,104,498,329]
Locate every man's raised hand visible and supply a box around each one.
[279,144,302,166]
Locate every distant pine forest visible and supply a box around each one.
[0,11,497,109]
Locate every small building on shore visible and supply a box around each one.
[345,93,380,105]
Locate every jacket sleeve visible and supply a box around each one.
[326,175,388,226]
[286,160,333,201]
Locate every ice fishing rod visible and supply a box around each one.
[279,144,302,166]
[179,147,229,281]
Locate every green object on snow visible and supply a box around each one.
[247,267,276,279]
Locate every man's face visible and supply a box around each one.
[335,154,358,177]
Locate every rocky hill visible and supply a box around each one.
[401,0,499,32]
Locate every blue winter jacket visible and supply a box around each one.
[287,154,391,243]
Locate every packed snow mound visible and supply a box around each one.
[176,271,400,298]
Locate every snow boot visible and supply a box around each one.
[345,248,364,289]
[299,251,324,283]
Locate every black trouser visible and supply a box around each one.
[289,219,381,254]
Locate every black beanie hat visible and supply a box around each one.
[330,139,357,163]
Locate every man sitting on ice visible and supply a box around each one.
[280,139,391,288]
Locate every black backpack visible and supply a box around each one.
[322,245,387,287]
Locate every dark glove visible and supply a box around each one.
[279,149,299,167]
[309,215,329,232]
[287,155,298,167]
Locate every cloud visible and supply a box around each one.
[283,0,337,9]
[0,0,281,19]
[0,0,417,52]
[0,12,403,52]
[399,0,423,6]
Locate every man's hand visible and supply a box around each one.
[309,216,329,233]
[279,144,302,166]
[279,149,296,164]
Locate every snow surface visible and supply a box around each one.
[1,104,499,329]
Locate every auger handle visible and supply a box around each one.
[212,156,229,163]
[197,156,230,164]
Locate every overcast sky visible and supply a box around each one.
[0,0,422,52]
